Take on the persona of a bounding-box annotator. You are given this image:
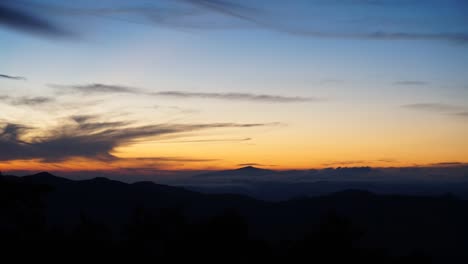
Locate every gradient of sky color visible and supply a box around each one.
[1,0,468,175]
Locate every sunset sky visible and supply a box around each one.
[1,0,468,175]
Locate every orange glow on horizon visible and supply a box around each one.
[2,155,467,175]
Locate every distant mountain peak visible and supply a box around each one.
[196,166,275,178]
[32,171,56,178]
[82,177,127,186]
[236,166,264,171]
[234,166,276,174]
[21,171,73,185]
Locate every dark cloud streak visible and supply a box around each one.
[153,91,316,102]
[52,83,314,103]
[402,103,468,119]
[186,1,468,43]
[0,117,276,162]
[393,81,428,86]
[431,162,466,167]
[454,111,468,117]
[0,95,54,106]
[0,74,26,80]
[2,0,467,44]
[52,83,138,94]
[402,103,462,112]
[11,96,54,106]
[0,2,71,37]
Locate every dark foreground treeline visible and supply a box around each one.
[1,173,467,263]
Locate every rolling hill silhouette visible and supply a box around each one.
[195,165,277,178]
[185,166,468,201]
[2,171,468,263]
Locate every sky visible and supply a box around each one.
[1,0,468,176]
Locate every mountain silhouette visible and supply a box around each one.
[196,166,276,178]
[2,172,468,263]
[235,165,272,172]
[22,171,75,185]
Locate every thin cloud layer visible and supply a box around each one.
[402,103,468,120]
[322,160,367,166]
[237,163,275,167]
[393,81,428,86]
[1,1,466,44]
[52,83,139,95]
[160,137,252,143]
[12,96,54,106]
[153,91,316,102]
[53,83,315,103]
[431,162,467,167]
[273,28,468,43]
[184,1,468,44]
[0,74,26,80]
[0,95,55,106]
[0,1,71,37]
[322,159,398,167]
[402,103,462,112]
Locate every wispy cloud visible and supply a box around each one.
[237,163,275,167]
[160,137,251,143]
[0,2,71,37]
[454,111,468,117]
[3,1,467,44]
[0,95,54,106]
[0,74,26,80]
[0,116,277,162]
[187,1,468,44]
[52,83,315,103]
[393,81,428,86]
[1,0,255,37]
[152,91,316,102]
[377,158,398,163]
[265,27,467,44]
[431,162,467,167]
[402,103,462,112]
[52,83,139,95]
[322,160,367,166]
[11,96,54,106]
[402,103,468,119]
[323,158,398,167]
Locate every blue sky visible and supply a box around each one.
[1,0,467,174]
